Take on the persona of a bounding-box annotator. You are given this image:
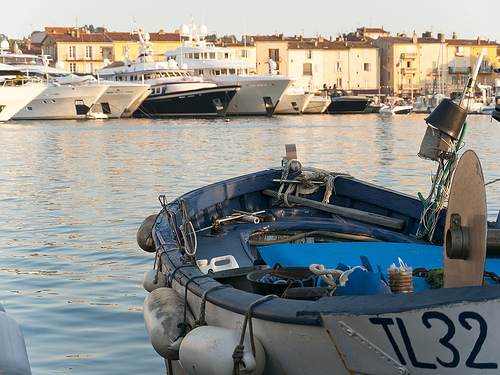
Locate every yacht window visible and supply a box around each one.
[194,53,199,59]
[221,69,227,75]
[229,68,236,74]
[209,52,216,59]
[185,53,189,58]
[224,53,230,59]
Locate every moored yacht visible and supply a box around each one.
[96,27,239,117]
[0,52,151,119]
[0,64,47,122]
[163,21,295,116]
[274,85,314,115]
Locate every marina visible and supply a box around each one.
[1,112,500,374]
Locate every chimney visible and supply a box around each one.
[281,33,284,41]
[330,36,333,42]
[452,32,457,39]
[314,40,318,47]
[477,37,481,45]
[158,29,165,34]
[412,31,417,44]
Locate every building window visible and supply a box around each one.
[364,79,369,88]
[363,63,371,72]
[305,50,312,59]
[69,63,76,73]
[335,61,342,73]
[239,50,247,58]
[69,46,76,59]
[480,61,491,73]
[269,48,279,62]
[336,78,343,87]
[337,51,343,59]
[85,46,92,59]
[364,49,369,58]
[303,63,312,75]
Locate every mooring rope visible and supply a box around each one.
[232,295,278,375]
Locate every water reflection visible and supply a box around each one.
[0,113,499,374]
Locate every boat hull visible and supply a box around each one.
[212,75,295,115]
[275,92,314,114]
[13,85,109,120]
[0,85,47,122]
[303,96,331,114]
[94,83,151,118]
[146,167,500,374]
[133,85,239,117]
[327,96,372,114]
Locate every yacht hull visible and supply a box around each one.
[133,85,239,117]
[275,92,314,114]
[13,85,109,120]
[212,75,295,115]
[0,86,47,122]
[95,83,151,118]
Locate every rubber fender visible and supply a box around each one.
[137,214,157,252]
[142,269,167,292]
[179,325,265,375]
[143,287,195,360]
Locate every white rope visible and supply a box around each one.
[309,264,343,286]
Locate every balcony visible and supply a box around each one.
[448,66,471,74]
[401,67,417,74]
[402,84,420,90]
[479,66,493,73]
[402,53,417,59]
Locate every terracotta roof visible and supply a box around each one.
[45,33,112,43]
[357,27,389,34]
[288,40,349,50]
[45,27,72,34]
[247,35,288,42]
[446,38,499,46]
[104,32,182,42]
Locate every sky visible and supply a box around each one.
[3,0,500,42]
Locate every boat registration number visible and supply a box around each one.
[370,312,498,370]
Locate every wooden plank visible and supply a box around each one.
[444,150,487,288]
[262,189,405,230]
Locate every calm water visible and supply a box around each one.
[1,113,499,374]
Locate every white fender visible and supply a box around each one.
[179,325,265,375]
[0,310,31,375]
[143,287,195,360]
[142,269,167,292]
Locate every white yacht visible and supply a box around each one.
[0,53,151,119]
[274,85,314,115]
[0,64,47,122]
[163,21,295,116]
[303,92,331,114]
[96,27,239,117]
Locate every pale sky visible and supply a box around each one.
[3,0,499,42]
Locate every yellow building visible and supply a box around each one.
[105,30,183,63]
[41,27,113,74]
[41,27,184,74]
[446,35,499,95]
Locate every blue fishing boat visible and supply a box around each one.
[137,53,500,375]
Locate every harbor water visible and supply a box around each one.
[1,113,499,374]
